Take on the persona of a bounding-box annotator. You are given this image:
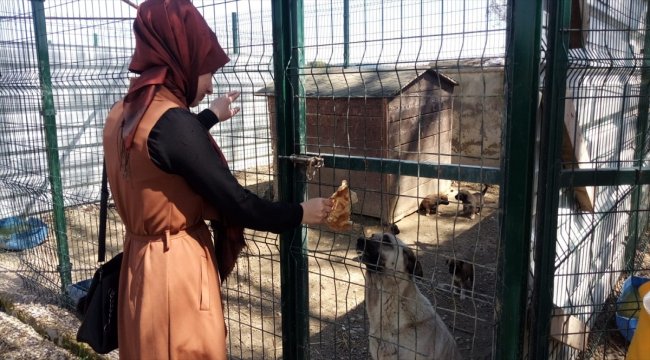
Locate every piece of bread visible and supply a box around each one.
[326,180,357,231]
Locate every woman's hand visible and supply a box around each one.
[300,198,334,225]
[208,90,241,122]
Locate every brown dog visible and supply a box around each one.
[357,233,462,359]
[418,194,450,216]
[454,184,488,219]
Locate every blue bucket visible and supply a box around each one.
[67,279,92,305]
[616,275,650,342]
[0,216,48,251]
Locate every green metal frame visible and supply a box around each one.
[496,0,543,359]
[30,0,72,292]
[530,0,650,353]
[318,154,501,184]
[626,7,650,271]
[267,0,650,357]
[231,12,239,55]
[343,0,349,68]
[271,0,309,358]
[530,0,572,358]
[17,0,647,357]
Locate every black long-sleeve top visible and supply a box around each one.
[147,108,303,233]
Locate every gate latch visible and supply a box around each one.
[282,154,324,181]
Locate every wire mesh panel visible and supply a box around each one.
[6,0,648,359]
[0,0,284,356]
[0,0,514,358]
[0,0,50,252]
[272,1,509,359]
[533,0,650,358]
[0,0,132,299]
[192,1,284,358]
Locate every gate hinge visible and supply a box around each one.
[280,154,323,181]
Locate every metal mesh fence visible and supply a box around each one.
[0,0,648,359]
[293,1,506,359]
[0,0,133,303]
[533,0,650,358]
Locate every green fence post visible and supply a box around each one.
[496,0,543,359]
[626,7,650,271]
[30,0,72,292]
[271,0,309,359]
[231,12,239,55]
[530,0,572,358]
[343,0,349,68]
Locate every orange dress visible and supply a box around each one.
[103,87,227,360]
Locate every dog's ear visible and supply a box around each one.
[389,223,400,235]
[413,259,423,278]
[381,233,393,244]
[403,247,423,278]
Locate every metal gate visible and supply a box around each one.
[528,1,650,359]
[0,0,648,359]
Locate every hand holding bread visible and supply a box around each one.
[325,180,358,231]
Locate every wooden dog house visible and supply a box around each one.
[257,67,457,223]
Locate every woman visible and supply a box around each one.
[102,1,333,358]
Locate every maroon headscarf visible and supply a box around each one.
[122,0,229,150]
[122,0,244,282]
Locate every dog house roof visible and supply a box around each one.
[256,67,457,99]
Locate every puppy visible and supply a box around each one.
[446,259,474,300]
[454,184,489,219]
[418,194,450,216]
[356,233,462,360]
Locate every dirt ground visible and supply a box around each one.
[10,169,501,359]
[223,177,501,360]
[6,166,650,359]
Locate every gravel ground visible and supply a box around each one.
[0,310,76,360]
[0,252,117,360]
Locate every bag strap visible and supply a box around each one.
[98,160,109,262]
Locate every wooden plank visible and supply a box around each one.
[308,98,385,117]
[387,110,453,146]
[569,0,589,49]
[561,90,595,212]
[550,306,590,351]
[387,93,452,122]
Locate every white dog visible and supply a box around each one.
[356,233,462,360]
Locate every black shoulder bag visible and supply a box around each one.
[76,161,122,354]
